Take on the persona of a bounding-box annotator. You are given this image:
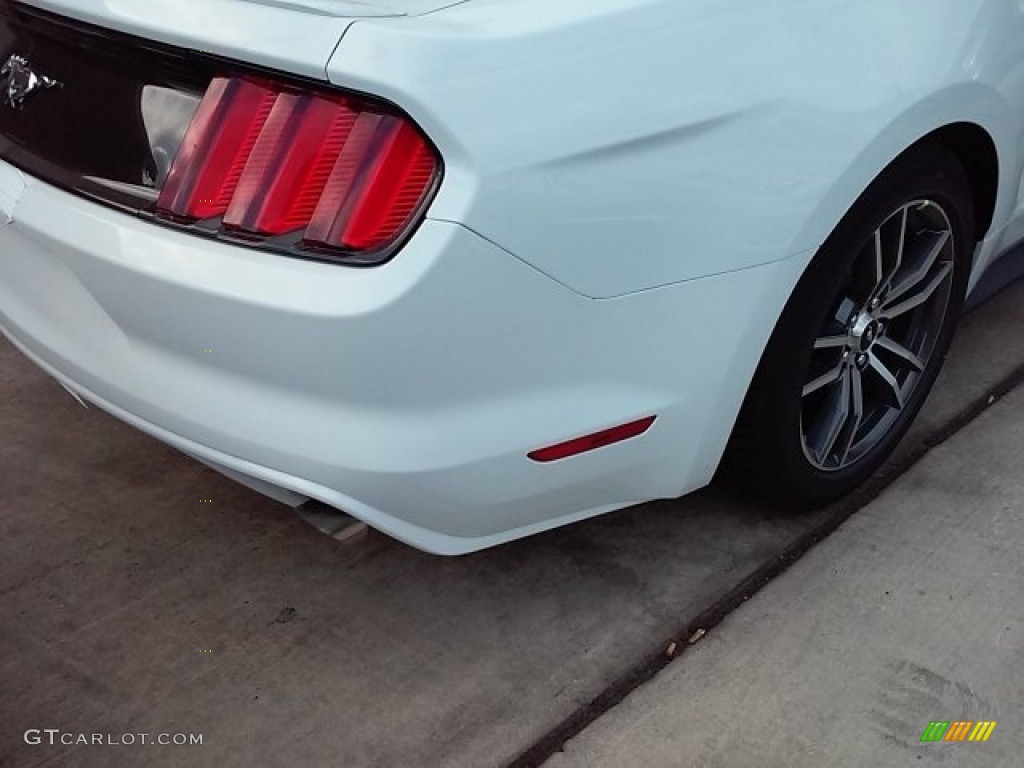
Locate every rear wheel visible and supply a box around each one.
[724,144,974,508]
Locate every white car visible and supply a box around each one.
[1,0,1022,554]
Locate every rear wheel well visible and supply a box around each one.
[923,122,998,242]
[721,142,974,507]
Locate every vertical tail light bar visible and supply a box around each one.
[223,92,358,235]
[155,76,440,263]
[157,78,277,221]
[305,115,438,251]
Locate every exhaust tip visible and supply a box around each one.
[296,500,369,543]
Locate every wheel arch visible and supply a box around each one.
[926,122,999,244]
[790,86,1009,276]
[719,138,976,499]
[716,97,1006,480]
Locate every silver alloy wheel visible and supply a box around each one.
[799,200,956,471]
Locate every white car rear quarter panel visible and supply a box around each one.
[330,0,1024,297]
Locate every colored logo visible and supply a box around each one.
[920,720,997,743]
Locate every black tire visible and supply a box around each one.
[722,142,974,509]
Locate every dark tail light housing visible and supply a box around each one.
[156,76,440,264]
[0,0,439,265]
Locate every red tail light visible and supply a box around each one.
[156,76,440,263]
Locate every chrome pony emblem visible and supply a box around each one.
[1,55,62,109]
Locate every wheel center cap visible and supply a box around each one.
[851,313,880,352]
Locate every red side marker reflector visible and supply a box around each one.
[528,416,657,463]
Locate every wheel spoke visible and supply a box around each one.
[873,335,924,372]
[885,229,950,307]
[881,261,952,319]
[813,335,848,350]
[803,363,844,398]
[867,353,905,410]
[892,206,908,282]
[873,229,885,289]
[834,368,865,465]
[806,366,852,464]
[867,206,908,303]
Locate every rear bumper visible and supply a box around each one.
[0,159,800,553]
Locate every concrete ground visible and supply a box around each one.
[1,267,1023,768]
[550,380,1024,768]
